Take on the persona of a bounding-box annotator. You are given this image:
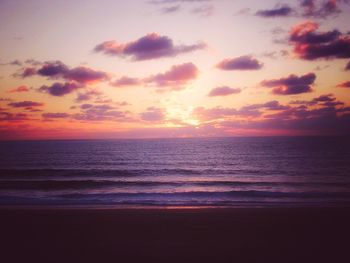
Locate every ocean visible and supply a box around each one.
[0,137,350,207]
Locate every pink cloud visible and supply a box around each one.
[146,62,198,90]
[208,86,241,97]
[216,56,263,71]
[140,107,166,122]
[289,21,350,60]
[42,113,70,119]
[336,81,350,88]
[110,76,142,87]
[8,85,30,93]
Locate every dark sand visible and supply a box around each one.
[1,207,349,263]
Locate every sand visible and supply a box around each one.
[0,207,349,263]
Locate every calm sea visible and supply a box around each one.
[0,137,350,207]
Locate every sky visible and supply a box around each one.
[0,0,350,140]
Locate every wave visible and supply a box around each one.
[0,167,303,179]
[1,179,350,190]
[56,190,350,199]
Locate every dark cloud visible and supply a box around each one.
[299,0,348,18]
[242,101,290,111]
[289,94,339,107]
[8,85,30,93]
[37,61,69,77]
[216,56,263,71]
[312,93,336,102]
[196,94,350,135]
[94,33,206,61]
[8,101,44,108]
[42,113,70,119]
[208,86,241,97]
[110,76,142,87]
[337,81,350,88]
[0,112,29,122]
[18,61,108,84]
[140,107,166,122]
[193,102,285,121]
[289,21,350,60]
[39,82,83,96]
[256,5,293,17]
[146,62,198,90]
[261,73,316,95]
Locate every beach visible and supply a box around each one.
[1,207,349,263]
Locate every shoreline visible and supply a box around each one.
[2,203,350,210]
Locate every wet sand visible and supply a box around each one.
[0,207,349,263]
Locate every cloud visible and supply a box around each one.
[208,86,241,97]
[37,60,68,77]
[94,33,206,61]
[290,93,340,106]
[8,85,30,93]
[261,72,316,95]
[75,89,102,102]
[18,61,109,84]
[24,59,42,66]
[42,113,70,119]
[17,67,37,78]
[39,82,83,96]
[0,98,12,102]
[289,21,350,60]
[193,107,238,121]
[73,104,130,122]
[0,112,29,122]
[299,0,348,18]
[0,60,22,66]
[346,61,350,70]
[140,107,166,122]
[146,62,198,90]
[110,76,142,87]
[242,101,290,111]
[8,101,44,108]
[109,63,198,91]
[150,0,211,3]
[256,5,293,17]
[160,5,181,13]
[64,67,109,84]
[191,5,214,16]
[193,93,350,135]
[216,56,263,70]
[336,81,350,88]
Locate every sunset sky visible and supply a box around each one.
[1,0,350,140]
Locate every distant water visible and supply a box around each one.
[0,137,350,207]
